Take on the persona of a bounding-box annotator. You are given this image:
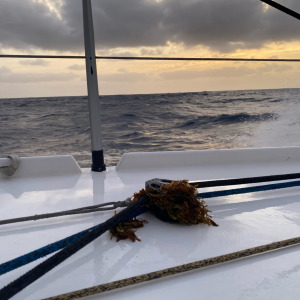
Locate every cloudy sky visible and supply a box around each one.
[1,0,300,98]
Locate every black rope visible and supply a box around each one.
[0,195,149,300]
[261,0,300,21]
[0,226,90,276]
[189,172,300,188]
[198,180,300,198]
[0,200,141,277]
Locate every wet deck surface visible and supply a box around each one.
[1,148,300,299]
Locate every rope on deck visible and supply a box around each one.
[0,202,147,277]
[1,176,300,298]
[198,180,300,198]
[0,196,149,300]
[43,236,300,300]
[190,172,300,188]
[1,176,300,276]
[0,227,91,276]
[0,199,131,226]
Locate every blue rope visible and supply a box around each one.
[0,196,150,300]
[0,206,148,276]
[1,180,300,277]
[198,180,300,198]
[0,227,92,276]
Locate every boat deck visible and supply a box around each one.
[1,148,300,299]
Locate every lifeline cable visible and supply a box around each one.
[2,54,300,62]
[43,236,300,300]
[0,195,149,300]
[1,178,300,276]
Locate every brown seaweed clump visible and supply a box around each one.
[109,218,148,242]
[110,180,218,242]
[134,180,218,226]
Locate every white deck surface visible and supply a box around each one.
[1,148,300,300]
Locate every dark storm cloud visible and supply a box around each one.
[1,0,300,53]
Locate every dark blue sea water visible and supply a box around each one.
[1,88,300,167]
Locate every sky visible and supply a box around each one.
[1,0,300,98]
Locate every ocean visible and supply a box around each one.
[1,88,300,167]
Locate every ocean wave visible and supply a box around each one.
[39,113,57,118]
[120,131,141,138]
[120,113,137,118]
[210,97,275,104]
[178,113,278,128]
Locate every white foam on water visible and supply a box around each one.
[244,99,300,148]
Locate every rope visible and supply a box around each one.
[1,176,300,297]
[197,180,300,198]
[1,177,300,276]
[0,195,149,300]
[190,172,300,188]
[1,54,300,62]
[0,203,146,276]
[43,236,300,300]
[0,199,131,226]
[0,226,93,276]
[2,172,299,225]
